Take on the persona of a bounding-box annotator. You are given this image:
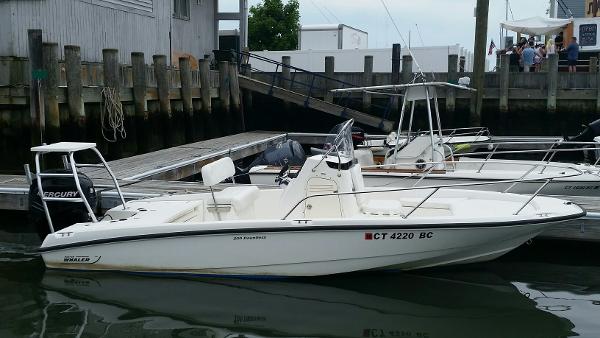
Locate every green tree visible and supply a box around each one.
[248,0,300,51]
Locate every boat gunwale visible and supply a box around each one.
[38,210,586,253]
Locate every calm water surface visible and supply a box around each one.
[1,212,599,338]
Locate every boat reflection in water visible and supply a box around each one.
[39,270,575,338]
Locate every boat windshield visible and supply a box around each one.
[323,119,355,161]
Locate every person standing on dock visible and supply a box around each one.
[522,43,535,73]
[555,32,564,51]
[566,37,580,73]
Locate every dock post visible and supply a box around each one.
[103,48,123,157]
[459,56,466,72]
[325,56,335,103]
[363,55,373,113]
[391,44,402,113]
[471,0,490,126]
[240,63,253,130]
[200,58,217,138]
[64,45,85,141]
[179,56,195,142]
[499,54,510,113]
[28,29,44,148]
[131,52,149,151]
[446,54,458,122]
[153,54,172,147]
[596,55,600,114]
[547,53,559,114]
[229,62,244,133]
[590,57,598,74]
[281,56,293,129]
[401,55,413,83]
[42,42,60,144]
[218,61,232,135]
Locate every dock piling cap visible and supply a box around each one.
[31,142,97,153]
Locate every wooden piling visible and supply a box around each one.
[218,61,232,135]
[42,42,60,143]
[391,44,402,114]
[471,0,490,126]
[179,56,195,142]
[446,54,458,116]
[324,56,334,103]
[240,63,253,130]
[401,55,413,84]
[362,55,373,113]
[229,62,244,133]
[590,57,598,74]
[102,48,122,157]
[131,52,150,152]
[281,56,293,129]
[153,54,172,147]
[547,53,559,114]
[392,44,402,84]
[64,45,85,141]
[499,54,510,113]
[28,29,43,147]
[459,56,466,72]
[199,58,218,138]
[596,58,600,114]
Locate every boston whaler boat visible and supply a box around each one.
[250,82,600,202]
[36,120,585,277]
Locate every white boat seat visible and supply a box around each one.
[202,157,235,186]
[362,199,403,216]
[214,186,260,212]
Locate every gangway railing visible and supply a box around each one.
[236,50,401,122]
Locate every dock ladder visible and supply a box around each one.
[31,142,126,233]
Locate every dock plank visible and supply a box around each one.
[83,131,286,181]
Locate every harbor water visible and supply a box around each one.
[1,211,599,338]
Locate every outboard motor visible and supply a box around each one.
[565,119,600,143]
[29,169,97,238]
[558,119,600,163]
[236,140,307,183]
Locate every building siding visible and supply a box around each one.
[558,0,586,18]
[1,0,216,65]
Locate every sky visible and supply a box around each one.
[220,0,557,66]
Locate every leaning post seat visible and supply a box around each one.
[201,157,259,217]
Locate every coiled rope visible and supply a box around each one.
[100,87,126,142]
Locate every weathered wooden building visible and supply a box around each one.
[0,0,247,65]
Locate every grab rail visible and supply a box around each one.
[281,160,585,220]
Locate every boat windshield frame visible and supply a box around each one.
[313,119,355,170]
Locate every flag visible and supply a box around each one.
[488,40,497,55]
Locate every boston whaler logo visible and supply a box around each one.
[63,255,101,264]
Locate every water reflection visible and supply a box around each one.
[18,269,572,338]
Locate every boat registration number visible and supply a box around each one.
[364,232,433,240]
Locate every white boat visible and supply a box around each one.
[36,121,585,277]
[250,82,600,202]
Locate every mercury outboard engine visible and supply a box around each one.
[29,169,97,238]
[235,139,307,183]
[566,119,600,143]
[558,119,600,163]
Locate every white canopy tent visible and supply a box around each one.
[500,16,572,36]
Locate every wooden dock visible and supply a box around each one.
[0,131,284,211]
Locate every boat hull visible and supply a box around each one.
[40,219,571,277]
